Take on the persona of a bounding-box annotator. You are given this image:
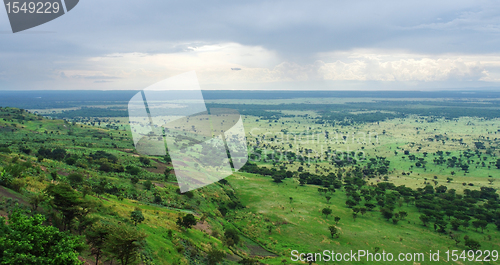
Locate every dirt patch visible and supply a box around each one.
[153,182,165,188]
[193,221,212,234]
[57,171,69,176]
[247,244,276,257]
[144,159,173,174]
[225,254,242,262]
[0,186,29,206]
[77,256,94,265]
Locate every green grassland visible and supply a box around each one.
[0,107,248,264]
[0,94,499,265]
[226,173,500,264]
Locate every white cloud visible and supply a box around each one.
[316,50,491,82]
[45,46,500,90]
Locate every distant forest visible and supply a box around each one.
[2,90,500,109]
[2,90,500,123]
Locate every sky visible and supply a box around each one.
[1,0,500,91]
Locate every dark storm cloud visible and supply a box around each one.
[2,0,499,56]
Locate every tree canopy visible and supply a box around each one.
[0,210,84,265]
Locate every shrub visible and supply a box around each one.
[184,191,194,199]
[143,180,153,190]
[126,165,141,176]
[223,228,240,247]
[0,147,12,153]
[139,157,151,166]
[67,173,84,187]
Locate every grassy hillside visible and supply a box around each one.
[0,107,261,265]
[1,104,499,265]
[226,173,500,264]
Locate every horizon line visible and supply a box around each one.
[1,89,500,92]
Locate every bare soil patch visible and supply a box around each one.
[57,170,69,176]
[0,186,28,206]
[193,221,212,234]
[153,182,165,188]
[144,159,173,174]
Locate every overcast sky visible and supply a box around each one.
[1,0,500,90]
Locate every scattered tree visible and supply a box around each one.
[328,225,338,238]
[105,224,147,265]
[177,214,197,230]
[322,207,332,218]
[85,222,111,265]
[223,228,240,248]
[130,208,145,226]
[207,248,225,265]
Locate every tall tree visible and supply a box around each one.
[45,183,85,231]
[28,192,46,211]
[105,224,147,265]
[85,222,111,265]
[419,214,430,226]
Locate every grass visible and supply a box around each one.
[227,173,500,264]
[5,98,500,264]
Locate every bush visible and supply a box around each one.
[0,171,13,187]
[223,228,240,247]
[0,210,83,264]
[131,176,139,185]
[37,147,67,161]
[176,214,197,229]
[65,156,76,166]
[0,147,12,153]
[143,180,153,190]
[68,173,84,187]
[50,171,58,181]
[10,178,25,192]
[154,195,162,204]
[184,191,194,199]
[99,162,124,173]
[90,151,117,163]
[139,157,151,166]
[465,238,481,251]
[207,249,225,265]
[126,165,141,176]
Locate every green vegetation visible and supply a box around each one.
[0,210,83,264]
[0,107,241,264]
[1,91,500,265]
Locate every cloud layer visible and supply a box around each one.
[1,0,500,90]
[44,46,500,89]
